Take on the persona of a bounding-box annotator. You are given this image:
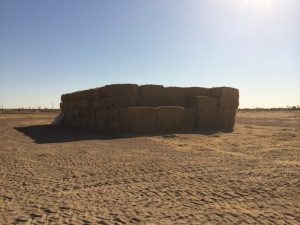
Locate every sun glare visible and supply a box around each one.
[240,0,277,11]
[244,0,274,7]
[238,0,283,17]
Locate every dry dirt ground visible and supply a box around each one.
[0,111,299,225]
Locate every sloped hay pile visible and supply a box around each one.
[60,84,239,134]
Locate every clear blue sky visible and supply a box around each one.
[0,0,299,108]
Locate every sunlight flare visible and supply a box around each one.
[240,0,279,13]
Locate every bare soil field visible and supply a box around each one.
[0,111,299,224]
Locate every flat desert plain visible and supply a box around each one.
[0,111,299,225]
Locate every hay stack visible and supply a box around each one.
[61,93,70,102]
[210,87,239,129]
[60,102,67,111]
[119,107,158,134]
[71,91,84,101]
[79,110,97,129]
[193,96,218,129]
[210,87,239,109]
[78,100,93,110]
[96,110,109,132]
[64,109,80,127]
[217,108,236,130]
[91,97,112,110]
[184,107,196,131]
[164,87,187,106]
[139,85,165,107]
[158,106,185,132]
[94,87,106,100]
[107,109,120,134]
[103,84,139,108]
[185,87,209,107]
[60,84,239,133]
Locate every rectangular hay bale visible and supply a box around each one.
[119,107,158,134]
[164,87,187,107]
[61,94,69,102]
[94,87,106,100]
[104,84,140,108]
[209,87,239,109]
[79,110,97,129]
[157,106,185,133]
[217,108,236,130]
[184,107,196,131]
[194,96,218,129]
[96,110,110,132]
[185,87,209,106]
[139,85,165,107]
[139,85,164,97]
[91,97,112,110]
[77,100,93,110]
[107,109,120,134]
[63,110,80,127]
[83,89,98,101]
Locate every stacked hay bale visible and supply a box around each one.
[184,87,210,131]
[185,87,209,107]
[61,84,140,133]
[163,87,187,106]
[157,106,185,133]
[139,85,165,107]
[60,84,239,134]
[102,84,140,133]
[184,107,196,131]
[119,107,158,134]
[210,87,239,130]
[103,84,139,108]
[192,96,218,129]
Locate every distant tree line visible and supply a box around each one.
[1,106,299,114]
[0,107,60,114]
[238,105,300,112]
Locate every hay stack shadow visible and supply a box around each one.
[14,125,115,144]
[14,125,228,144]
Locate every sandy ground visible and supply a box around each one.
[0,111,299,225]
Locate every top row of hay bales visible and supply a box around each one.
[61,84,238,109]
